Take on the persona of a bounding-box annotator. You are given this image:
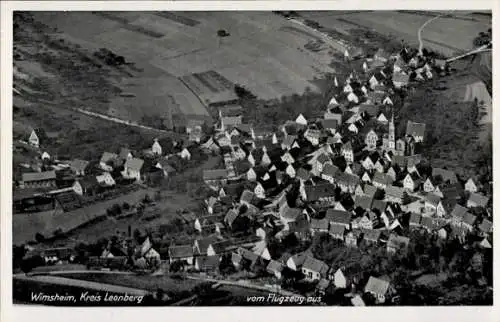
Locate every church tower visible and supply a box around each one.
[388,107,396,152]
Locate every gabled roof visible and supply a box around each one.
[364,184,378,198]
[329,223,346,236]
[267,260,285,273]
[69,159,89,172]
[385,185,404,199]
[425,193,441,206]
[354,195,373,210]
[168,245,194,258]
[22,171,56,182]
[323,163,340,177]
[372,199,387,213]
[325,209,351,225]
[321,118,339,130]
[451,204,469,220]
[203,169,229,181]
[119,148,132,160]
[406,121,426,138]
[468,192,489,208]
[478,219,492,233]
[387,234,410,250]
[392,72,410,84]
[281,205,303,221]
[305,183,336,201]
[240,189,255,204]
[364,276,390,296]
[281,135,297,148]
[310,218,329,231]
[462,213,477,226]
[100,152,118,164]
[335,172,360,187]
[302,256,329,275]
[124,157,144,172]
[363,229,381,241]
[409,213,422,225]
[372,172,394,186]
[296,168,312,181]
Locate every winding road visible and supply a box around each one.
[417,14,445,55]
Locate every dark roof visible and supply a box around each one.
[409,213,422,225]
[323,163,340,177]
[386,185,404,199]
[463,213,477,226]
[280,204,303,221]
[124,158,144,172]
[203,169,229,181]
[354,195,373,210]
[425,193,441,206]
[451,204,469,220]
[304,183,336,202]
[372,199,387,213]
[364,184,378,198]
[296,168,312,181]
[325,209,351,225]
[69,159,89,172]
[321,119,339,130]
[310,219,329,231]
[335,172,360,187]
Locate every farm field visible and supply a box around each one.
[300,11,491,57]
[31,11,339,102]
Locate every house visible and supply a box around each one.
[72,177,100,196]
[392,72,409,89]
[336,172,360,194]
[119,148,133,161]
[467,192,489,209]
[224,209,239,228]
[365,129,379,151]
[364,276,391,304]
[361,171,372,183]
[96,172,115,187]
[281,135,297,151]
[409,213,422,229]
[266,260,285,279]
[254,182,266,198]
[201,137,220,153]
[296,168,312,183]
[450,204,469,227]
[329,224,346,240]
[321,164,340,183]
[40,151,51,160]
[247,168,257,181]
[168,245,194,265]
[363,229,381,245]
[279,204,304,225]
[354,194,373,211]
[20,171,57,189]
[406,121,426,142]
[403,172,421,192]
[325,209,351,229]
[372,172,394,190]
[152,139,163,156]
[345,231,360,247]
[423,177,437,193]
[155,159,176,178]
[203,169,229,188]
[221,116,243,132]
[478,219,492,235]
[462,213,477,232]
[304,129,321,146]
[137,237,161,266]
[193,236,220,256]
[295,114,308,126]
[351,295,366,306]
[69,159,90,177]
[99,152,119,172]
[121,157,144,182]
[194,255,221,273]
[385,185,404,204]
[285,164,296,178]
[179,148,192,160]
[341,142,354,163]
[386,234,410,254]
[369,74,382,89]
[302,256,329,281]
[310,219,329,235]
[27,128,48,148]
[240,189,255,207]
[377,112,389,124]
[465,178,479,193]
[286,252,308,271]
[303,183,336,205]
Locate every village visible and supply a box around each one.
[13,39,493,305]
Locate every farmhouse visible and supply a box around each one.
[69,159,90,176]
[302,256,329,281]
[168,245,194,265]
[194,255,221,273]
[96,172,116,187]
[364,276,391,304]
[121,158,145,182]
[72,177,100,196]
[20,171,57,189]
[99,152,119,172]
[325,209,351,229]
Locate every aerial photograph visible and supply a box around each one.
[12,10,492,306]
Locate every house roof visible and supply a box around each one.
[364,184,378,198]
[157,160,176,173]
[329,223,346,236]
[100,152,118,164]
[196,255,221,269]
[76,176,99,190]
[168,245,194,258]
[311,218,329,231]
[321,118,339,130]
[425,193,441,206]
[240,189,255,204]
[364,276,390,296]
[354,195,373,210]
[451,204,469,220]
[281,205,303,221]
[478,219,492,233]
[222,116,242,127]
[203,169,229,181]
[305,183,336,201]
[302,256,329,275]
[406,121,426,139]
[468,192,489,208]
[22,171,56,182]
[119,148,132,160]
[325,209,351,225]
[296,168,312,181]
[124,158,144,172]
[462,213,477,226]
[224,209,239,226]
[372,199,387,213]
[409,212,422,225]
[281,135,297,148]
[238,247,259,263]
[359,104,381,118]
[386,185,404,199]
[323,164,340,178]
[267,260,285,273]
[195,235,220,254]
[363,229,381,241]
[335,172,360,187]
[69,159,89,172]
[372,172,394,186]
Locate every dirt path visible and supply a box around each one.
[418,14,445,54]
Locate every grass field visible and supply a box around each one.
[30,11,338,102]
[301,10,491,57]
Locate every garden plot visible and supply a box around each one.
[180,70,238,105]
